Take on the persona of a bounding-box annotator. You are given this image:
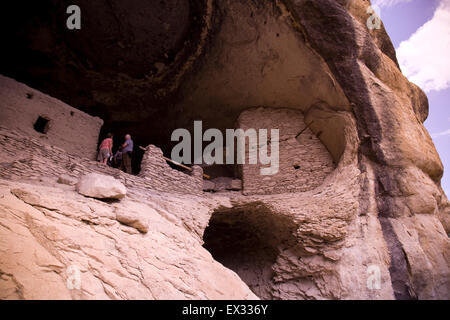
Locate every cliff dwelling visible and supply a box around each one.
[236,107,336,195]
[0,0,448,302]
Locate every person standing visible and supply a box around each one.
[113,148,123,168]
[120,134,134,174]
[97,133,113,165]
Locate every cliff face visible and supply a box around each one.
[0,0,449,299]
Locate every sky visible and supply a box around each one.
[372,0,450,196]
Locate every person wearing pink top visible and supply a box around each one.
[97,133,113,164]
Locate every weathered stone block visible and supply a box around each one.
[76,173,126,199]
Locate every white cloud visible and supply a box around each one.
[372,0,412,8]
[431,129,450,139]
[396,0,450,92]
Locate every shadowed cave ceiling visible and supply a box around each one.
[0,0,356,167]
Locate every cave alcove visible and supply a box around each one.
[202,204,297,299]
[0,1,351,178]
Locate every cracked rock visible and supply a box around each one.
[115,209,149,234]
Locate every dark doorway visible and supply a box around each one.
[33,116,50,134]
[203,203,297,299]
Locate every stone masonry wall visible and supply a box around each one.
[138,145,203,194]
[237,107,335,195]
[0,127,202,195]
[0,75,103,160]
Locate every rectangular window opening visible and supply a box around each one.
[33,116,50,134]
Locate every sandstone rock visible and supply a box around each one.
[230,179,242,191]
[115,209,149,233]
[203,180,216,192]
[0,179,256,300]
[76,173,126,199]
[211,177,232,192]
[0,0,449,301]
[57,174,78,186]
[203,178,242,192]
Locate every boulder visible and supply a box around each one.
[76,173,126,199]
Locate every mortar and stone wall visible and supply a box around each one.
[138,145,203,194]
[237,107,335,195]
[0,75,203,195]
[0,75,103,160]
[0,128,203,196]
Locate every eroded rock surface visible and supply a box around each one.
[0,0,449,300]
[0,180,257,299]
